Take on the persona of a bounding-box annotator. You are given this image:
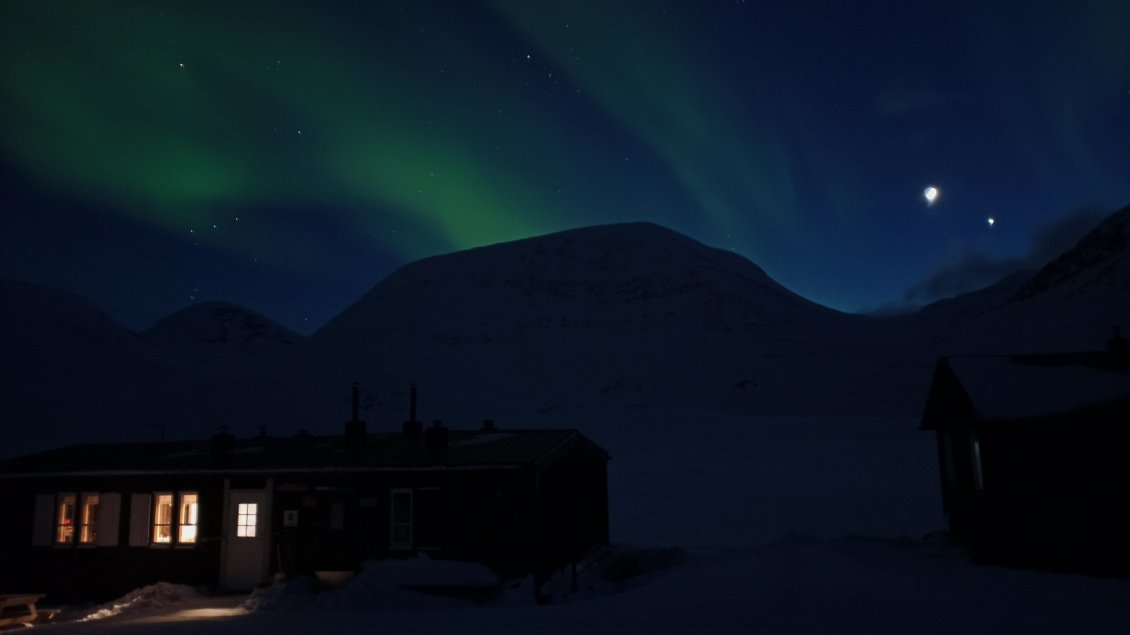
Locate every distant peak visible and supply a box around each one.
[314,219,834,343]
[1014,204,1130,301]
[141,300,302,366]
[145,301,288,326]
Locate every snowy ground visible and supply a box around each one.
[578,409,943,547]
[39,540,1130,634]
[30,411,1130,633]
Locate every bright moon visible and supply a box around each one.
[923,186,939,204]
[987,216,996,227]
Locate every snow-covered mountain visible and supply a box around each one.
[0,279,177,456]
[0,283,301,457]
[1016,204,1130,301]
[3,207,1129,457]
[271,222,933,426]
[898,204,1130,354]
[0,279,150,365]
[908,270,1033,326]
[141,301,302,369]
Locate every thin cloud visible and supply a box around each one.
[903,208,1107,305]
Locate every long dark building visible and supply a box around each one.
[0,390,610,602]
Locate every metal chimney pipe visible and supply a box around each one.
[403,383,423,436]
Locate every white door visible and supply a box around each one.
[222,489,269,591]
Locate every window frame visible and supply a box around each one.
[970,432,985,493]
[150,491,200,547]
[152,492,174,545]
[389,488,413,550]
[40,492,120,548]
[177,491,199,544]
[77,492,100,546]
[236,502,258,538]
[54,493,77,546]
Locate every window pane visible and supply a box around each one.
[236,502,257,538]
[178,492,199,544]
[153,494,173,544]
[180,493,198,524]
[56,494,76,545]
[179,524,198,543]
[79,494,100,544]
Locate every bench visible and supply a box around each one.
[0,594,57,629]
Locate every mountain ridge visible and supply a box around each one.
[3,206,1129,457]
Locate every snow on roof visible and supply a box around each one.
[947,355,1130,421]
[0,428,601,477]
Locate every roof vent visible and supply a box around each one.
[210,426,234,466]
[426,420,448,453]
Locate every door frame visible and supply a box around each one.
[219,479,273,591]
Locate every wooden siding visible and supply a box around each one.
[0,440,609,602]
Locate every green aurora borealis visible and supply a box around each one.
[2,1,1128,330]
[2,3,587,254]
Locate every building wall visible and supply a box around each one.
[940,416,1130,575]
[532,444,609,585]
[0,474,225,602]
[0,448,610,601]
[268,450,608,583]
[269,467,540,576]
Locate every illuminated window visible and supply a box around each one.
[236,503,257,538]
[153,493,173,544]
[55,494,76,545]
[78,493,100,544]
[178,493,199,544]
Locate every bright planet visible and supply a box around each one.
[924,186,939,205]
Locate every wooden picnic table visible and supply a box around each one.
[0,594,57,628]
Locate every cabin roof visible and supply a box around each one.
[924,350,1130,425]
[0,428,609,477]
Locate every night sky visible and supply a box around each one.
[2,1,1128,333]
